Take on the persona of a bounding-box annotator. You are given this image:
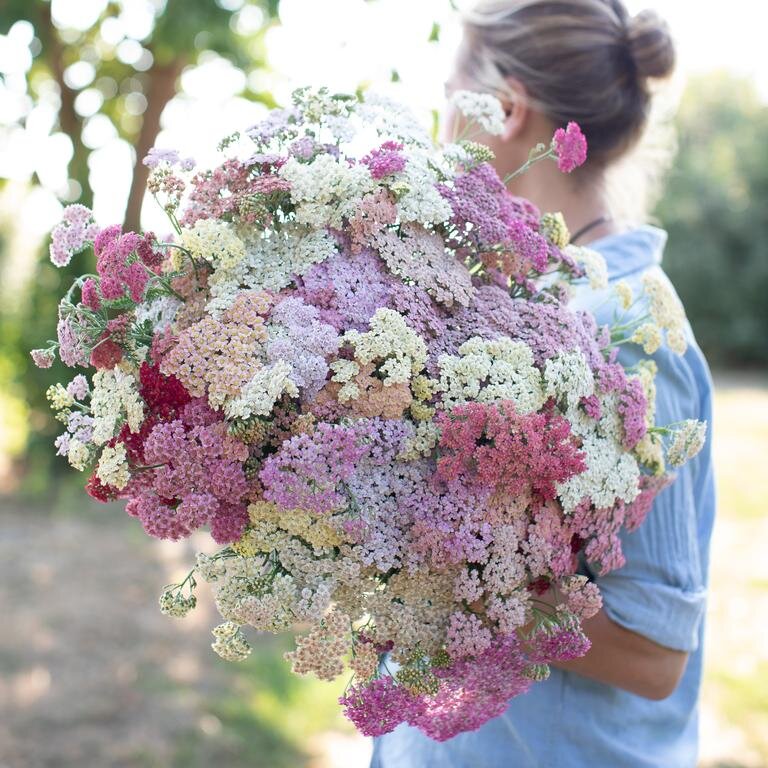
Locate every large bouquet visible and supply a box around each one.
[34,88,705,741]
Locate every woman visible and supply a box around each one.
[371,1,715,766]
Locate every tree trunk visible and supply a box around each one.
[123,60,184,232]
[39,3,92,207]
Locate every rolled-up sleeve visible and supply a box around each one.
[597,345,707,653]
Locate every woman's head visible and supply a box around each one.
[453,0,675,168]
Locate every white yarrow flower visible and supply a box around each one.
[224,360,299,420]
[96,442,131,490]
[566,245,609,290]
[543,350,595,409]
[450,90,506,136]
[438,337,545,413]
[668,420,707,467]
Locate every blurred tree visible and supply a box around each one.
[0,0,280,491]
[1,0,280,225]
[654,72,768,366]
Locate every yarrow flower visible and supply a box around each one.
[159,586,197,617]
[180,218,246,270]
[96,442,131,490]
[211,621,251,661]
[361,141,407,179]
[450,90,506,135]
[668,420,707,467]
[31,348,55,369]
[49,204,99,267]
[552,122,588,173]
[615,280,633,310]
[567,245,608,290]
[36,86,705,744]
[143,147,195,171]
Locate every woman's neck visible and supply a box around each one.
[500,158,619,245]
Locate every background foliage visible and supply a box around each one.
[0,0,280,489]
[654,72,768,367]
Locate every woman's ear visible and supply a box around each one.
[499,77,530,142]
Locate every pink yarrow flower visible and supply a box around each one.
[49,204,99,267]
[552,122,588,173]
[30,348,55,368]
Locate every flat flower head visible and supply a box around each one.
[450,90,506,135]
[668,419,707,467]
[552,122,588,173]
[31,348,55,369]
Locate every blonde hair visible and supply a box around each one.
[458,0,676,165]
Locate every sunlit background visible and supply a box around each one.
[1,1,767,767]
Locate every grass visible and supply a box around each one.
[698,377,768,767]
[166,634,353,768]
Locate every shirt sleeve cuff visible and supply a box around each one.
[598,574,707,652]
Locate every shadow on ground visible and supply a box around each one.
[0,502,332,768]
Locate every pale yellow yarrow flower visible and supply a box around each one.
[614,280,633,310]
[96,442,131,490]
[668,420,707,468]
[666,328,688,356]
[67,438,90,471]
[631,322,662,355]
[540,212,570,248]
[566,245,609,290]
[642,273,686,331]
[180,219,246,271]
[46,383,74,411]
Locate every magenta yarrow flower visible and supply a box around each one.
[552,122,588,173]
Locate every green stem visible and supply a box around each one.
[158,241,201,283]
[504,146,556,183]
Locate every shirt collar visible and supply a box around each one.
[586,225,667,280]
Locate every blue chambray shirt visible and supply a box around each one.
[371,226,716,768]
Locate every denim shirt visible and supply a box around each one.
[371,226,716,768]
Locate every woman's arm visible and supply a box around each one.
[552,607,689,700]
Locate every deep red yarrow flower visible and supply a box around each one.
[435,401,586,501]
[86,470,119,502]
[139,361,192,419]
[90,332,124,369]
[552,121,588,173]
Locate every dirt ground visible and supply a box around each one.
[0,507,214,768]
[0,504,370,768]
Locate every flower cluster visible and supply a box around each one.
[36,87,705,742]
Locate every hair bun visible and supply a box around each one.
[626,9,675,80]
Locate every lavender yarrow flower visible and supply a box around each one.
[142,147,195,171]
[260,423,369,515]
